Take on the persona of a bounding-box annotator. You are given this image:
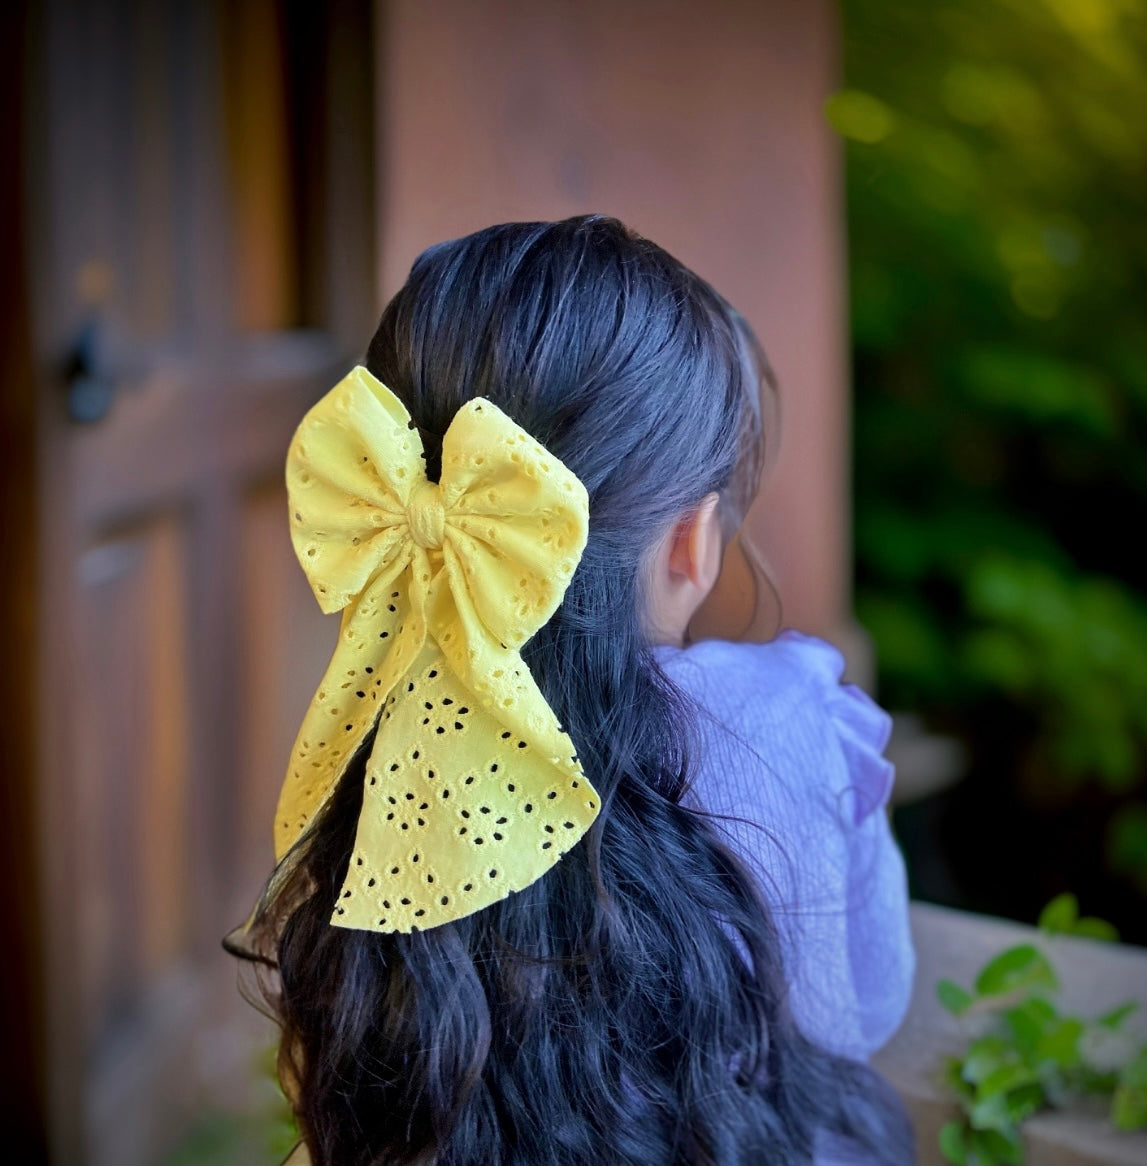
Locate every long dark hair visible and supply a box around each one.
[237,216,912,1165]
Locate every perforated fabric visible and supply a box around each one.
[274,366,598,933]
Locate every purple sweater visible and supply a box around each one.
[656,630,915,1063]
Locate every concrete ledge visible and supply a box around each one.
[873,903,1147,1166]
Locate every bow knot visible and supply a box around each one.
[407,480,445,548]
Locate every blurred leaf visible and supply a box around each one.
[969,1088,1012,1133]
[1003,1082,1045,1125]
[979,1062,1039,1098]
[957,348,1118,436]
[963,1036,1014,1084]
[1070,916,1120,942]
[939,979,975,1016]
[1037,1018,1084,1069]
[856,591,952,698]
[1004,997,1057,1054]
[970,1126,1024,1164]
[939,1119,968,1164]
[843,0,1147,846]
[1038,892,1079,933]
[946,1054,978,1101]
[1112,1049,1147,1131]
[975,945,1059,999]
[1097,1001,1139,1029]
[1038,892,1120,941]
[826,89,896,143]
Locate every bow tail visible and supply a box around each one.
[274,552,423,860]
[330,576,599,933]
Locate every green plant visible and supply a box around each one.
[836,0,1147,933]
[159,1042,298,1165]
[935,896,1147,1163]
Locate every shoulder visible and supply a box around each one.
[657,628,846,710]
[657,630,913,1060]
[657,630,895,822]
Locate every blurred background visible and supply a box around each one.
[2,0,1144,1162]
[833,0,1147,950]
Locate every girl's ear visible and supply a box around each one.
[646,493,723,646]
[666,492,723,591]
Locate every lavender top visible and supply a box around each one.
[656,630,915,1063]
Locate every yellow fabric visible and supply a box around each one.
[274,366,598,932]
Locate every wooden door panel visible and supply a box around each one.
[74,519,191,1050]
[23,0,377,1160]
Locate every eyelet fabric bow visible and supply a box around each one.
[275,366,598,932]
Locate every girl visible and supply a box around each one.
[233,215,915,1165]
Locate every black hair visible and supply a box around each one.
[236,216,912,1165]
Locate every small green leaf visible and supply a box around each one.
[971,1126,1024,1164]
[938,979,975,1016]
[1037,1018,1084,1069]
[1005,997,1057,1054]
[1097,1001,1138,1029]
[969,1089,1012,1133]
[945,1055,977,1101]
[1110,1049,1147,1128]
[975,944,1058,999]
[1120,1049,1147,1086]
[824,89,896,144]
[1038,892,1078,933]
[979,1062,1039,1098]
[1003,1082,1045,1125]
[1112,1067,1147,1130]
[1071,917,1119,942]
[1037,894,1118,941]
[939,1119,968,1164]
[963,1037,1012,1085]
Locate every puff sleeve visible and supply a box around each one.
[657,630,915,1062]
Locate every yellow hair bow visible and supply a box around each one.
[275,366,599,933]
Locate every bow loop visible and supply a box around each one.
[436,398,587,650]
[286,367,424,614]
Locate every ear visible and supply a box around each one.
[666,492,723,591]
[645,493,724,646]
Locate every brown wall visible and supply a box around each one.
[377,0,850,639]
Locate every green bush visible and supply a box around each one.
[836,0,1147,914]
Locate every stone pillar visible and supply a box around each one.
[377,0,850,643]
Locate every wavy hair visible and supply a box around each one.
[235,216,913,1165]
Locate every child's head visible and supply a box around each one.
[365,215,769,643]
[249,216,909,1166]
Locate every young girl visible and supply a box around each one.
[234,215,915,1165]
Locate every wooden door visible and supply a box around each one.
[15,1,376,1161]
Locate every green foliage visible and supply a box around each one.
[936,902,1147,1164]
[1038,891,1119,941]
[159,1043,298,1165]
[1107,803,1147,895]
[839,0,1147,898]
[259,1041,301,1160]
[1113,1049,1147,1131]
[973,945,1058,999]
